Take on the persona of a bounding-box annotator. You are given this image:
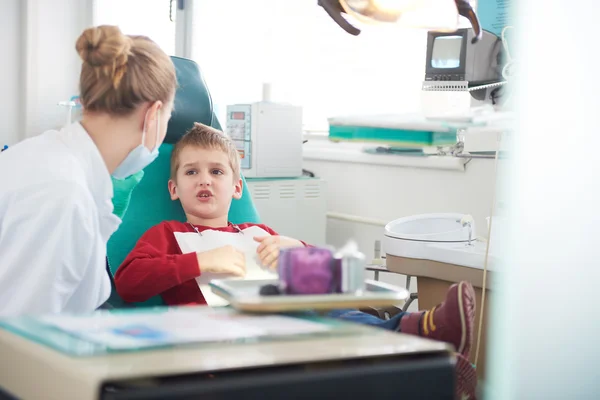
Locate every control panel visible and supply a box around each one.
[425,74,466,81]
[225,104,252,169]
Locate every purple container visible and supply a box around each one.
[278,247,341,295]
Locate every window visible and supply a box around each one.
[191,0,430,132]
[93,0,176,56]
[91,0,478,133]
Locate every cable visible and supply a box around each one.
[501,25,516,81]
[474,131,502,370]
[467,80,507,92]
[501,26,513,61]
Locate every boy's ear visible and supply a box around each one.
[168,179,179,200]
[232,177,243,200]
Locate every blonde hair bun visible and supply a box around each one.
[76,24,176,115]
[76,25,131,87]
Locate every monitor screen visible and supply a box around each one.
[431,36,462,69]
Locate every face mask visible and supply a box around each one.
[112,109,161,180]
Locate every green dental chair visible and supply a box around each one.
[105,56,260,308]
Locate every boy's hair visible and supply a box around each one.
[170,123,241,180]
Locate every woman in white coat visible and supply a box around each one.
[0,25,177,316]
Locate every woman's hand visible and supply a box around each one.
[254,235,304,269]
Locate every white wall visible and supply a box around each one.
[0,0,22,146]
[0,0,93,146]
[21,0,93,138]
[192,0,428,132]
[303,151,497,300]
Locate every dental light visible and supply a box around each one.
[318,0,482,43]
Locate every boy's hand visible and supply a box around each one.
[196,246,246,277]
[254,236,304,269]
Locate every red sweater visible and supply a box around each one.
[114,220,280,306]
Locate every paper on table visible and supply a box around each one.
[174,226,278,306]
[38,308,331,350]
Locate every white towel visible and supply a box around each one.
[174,226,277,306]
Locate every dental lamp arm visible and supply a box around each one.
[318,0,361,36]
[455,0,482,43]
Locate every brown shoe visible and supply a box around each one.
[399,281,476,357]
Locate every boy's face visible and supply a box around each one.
[168,146,242,224]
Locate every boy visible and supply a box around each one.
[115,123,477,398]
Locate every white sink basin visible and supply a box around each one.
[384,213,498,270]
[385,213,475,242]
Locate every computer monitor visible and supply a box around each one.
[425,28,503,85]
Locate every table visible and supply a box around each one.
[0,309,455,400]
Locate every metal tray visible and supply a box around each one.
[209,279,409,313]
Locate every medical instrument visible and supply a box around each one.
[318,0,482,41]
[226,84,303,178]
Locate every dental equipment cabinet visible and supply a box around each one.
[226,84,303,178]
[246,177,327,246]
[226,84,329,243]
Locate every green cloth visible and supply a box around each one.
[111,171,145,220]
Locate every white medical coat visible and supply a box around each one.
[0,122,120,316]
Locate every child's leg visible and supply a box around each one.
[327,281,476,358]
[326,309,406,330]
[329,282,477,400]
[398,281,476,358]
[328,281,478,400]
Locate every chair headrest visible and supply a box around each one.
[165,56,216,144]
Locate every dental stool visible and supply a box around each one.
[105,56,260,308]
